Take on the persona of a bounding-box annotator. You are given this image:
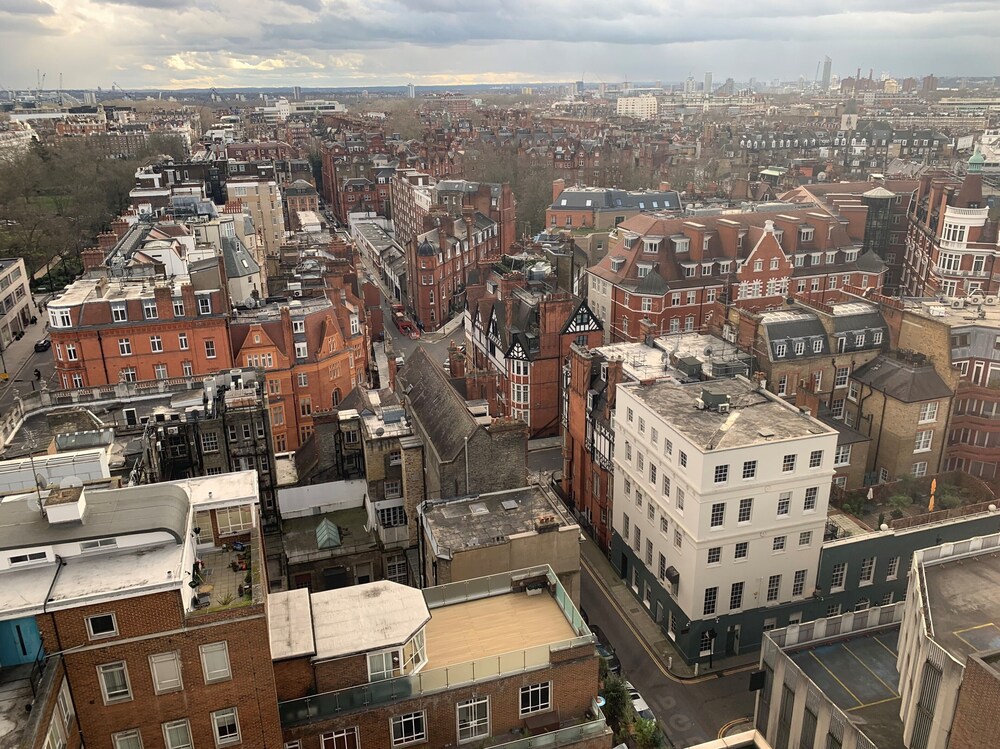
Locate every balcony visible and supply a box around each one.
[188,535,261,614]
[377,522,409,549]
[0,652,59,749]
[278,567,592,727]
[933,265,988,278]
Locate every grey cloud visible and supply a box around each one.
[0,0,53,15]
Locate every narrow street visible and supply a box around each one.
[581,565,756,747]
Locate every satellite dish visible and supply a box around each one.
[704,347,713,357]
[35,473,49,490]
[60,476,84,489]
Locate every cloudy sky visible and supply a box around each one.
[2,0,998,90]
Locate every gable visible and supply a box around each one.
[508,341,527,360]
[562,301,602,335]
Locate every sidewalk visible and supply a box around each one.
[580,538,760,680]
[0,300,46,393]
[420,313,464,343]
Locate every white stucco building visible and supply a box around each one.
[615,95,658,120]
[612,376,838,658]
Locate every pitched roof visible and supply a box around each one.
[851,355,952,402]
[397,347,478,461]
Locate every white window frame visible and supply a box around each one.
[98,661,132,704]
[457,696,490,742]
[919,402,938,424]
[391,711,427,746]
[149,651,183,694]
[519,682,552,715]
[200,642,232,684]
[86,612,118,640]
[113,729,144,749]
[163,721,193,749]
[198,296,213,315]
[914,430,933,453]
[211,707,241,747]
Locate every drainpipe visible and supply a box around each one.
[464,435,470,495]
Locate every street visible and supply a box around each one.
[527,446,563,474]
[581,565,756,747]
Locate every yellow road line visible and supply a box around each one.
[581,556,716,685]
[954,622,997,635]
[717,716,753,739]
[809,649,864,707]
[872,635,898,659]
[847,696,900,712]
[842,642,899,697]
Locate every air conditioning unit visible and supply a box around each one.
[695,398,706,410]
[952,299,966,309]
[292,290,302,297]
[969,293,985,305]
[718,403,731,414]
[986,296,999,306]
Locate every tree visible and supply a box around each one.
[601,675,631,736]
[634,717,662,749]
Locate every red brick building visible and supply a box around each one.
[586,210,887,344]
[337,177,391,223]
[270,568,610,749]
[49,275,233,388]
[901,153,998,298]
[282,179,320,231]
[408,210,501,331]
[464,267,603,437]
[0,474,284,749]
[546,179,683,231]
[230,295,367,452]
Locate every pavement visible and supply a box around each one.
[580,544,757,747]
[581,537,760,680]
[0,298,55,409]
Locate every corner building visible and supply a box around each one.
[611,376,838,663]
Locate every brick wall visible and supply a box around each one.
[46,590,283,749]
[949,654,1000,749]
[282,650,601,749]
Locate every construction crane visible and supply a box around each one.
[112,81,132,100]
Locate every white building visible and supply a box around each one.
[615,95,658,121]
[612,376,838,660]
[0,257,32,348]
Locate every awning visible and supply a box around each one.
[665,566,680,584]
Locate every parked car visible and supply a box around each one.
[595,641,620,674]
[33,338,51,352]
[624,681,655,721]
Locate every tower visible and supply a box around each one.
[821,56,832,91]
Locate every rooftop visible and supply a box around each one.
[904,296,1000,330]
[282,506,376,564]
[422,588,577,671]
[923,551,1000,665]
[421,484,577,559]
[625,376,836,451]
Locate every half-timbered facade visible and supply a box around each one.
[464,276,602,437]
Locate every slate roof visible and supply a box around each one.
[552,187,682,212]
[397,347,478,462]
[221,236,261,280]
[851,355,953,403]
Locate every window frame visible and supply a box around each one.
[86,612,118,640]
[456,696,490,743]
[98,661,132,704]
[200,641,232,684]
[391,710,428,746]
[211,707,241,747]
[149,651,183,695]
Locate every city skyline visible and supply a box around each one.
[2,0,999,90]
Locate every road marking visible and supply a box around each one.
[581,556,716,685]
[842,642,899,697]
[872,635,898,658]
[808,649,863,707]
[717,716,753,739]
[847,695,900,712]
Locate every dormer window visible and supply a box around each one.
[811,253,822,266]
[703,236,710,251]
[800,227,815,242]
[794,341,805,356]
[773,229,784,244]
[624,235,637,250]
[795,255,805,267]
[737,233,746,248]
[844,250,859,262]
[826,251,837,264]
[611,257,624,272]
[674,237,690,253]
[643,239,659,253]
[719,261,732,274]
[637,264,652,278]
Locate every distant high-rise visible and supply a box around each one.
[821,56,832,91]
[704,72,713,96]
[82,91,96,105]
[407,83,416,98]
[684,75,697,94]
[292,85,302,100]
[575,80,584,95]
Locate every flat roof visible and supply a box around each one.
[904,297,1000,329]
[786,628,905,749]
[626,377,835,451]
[422,485,576,559]
[923,553,1000,665]
[268,588,315,660]
[309,581,430,660]
[422,589,577,671]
